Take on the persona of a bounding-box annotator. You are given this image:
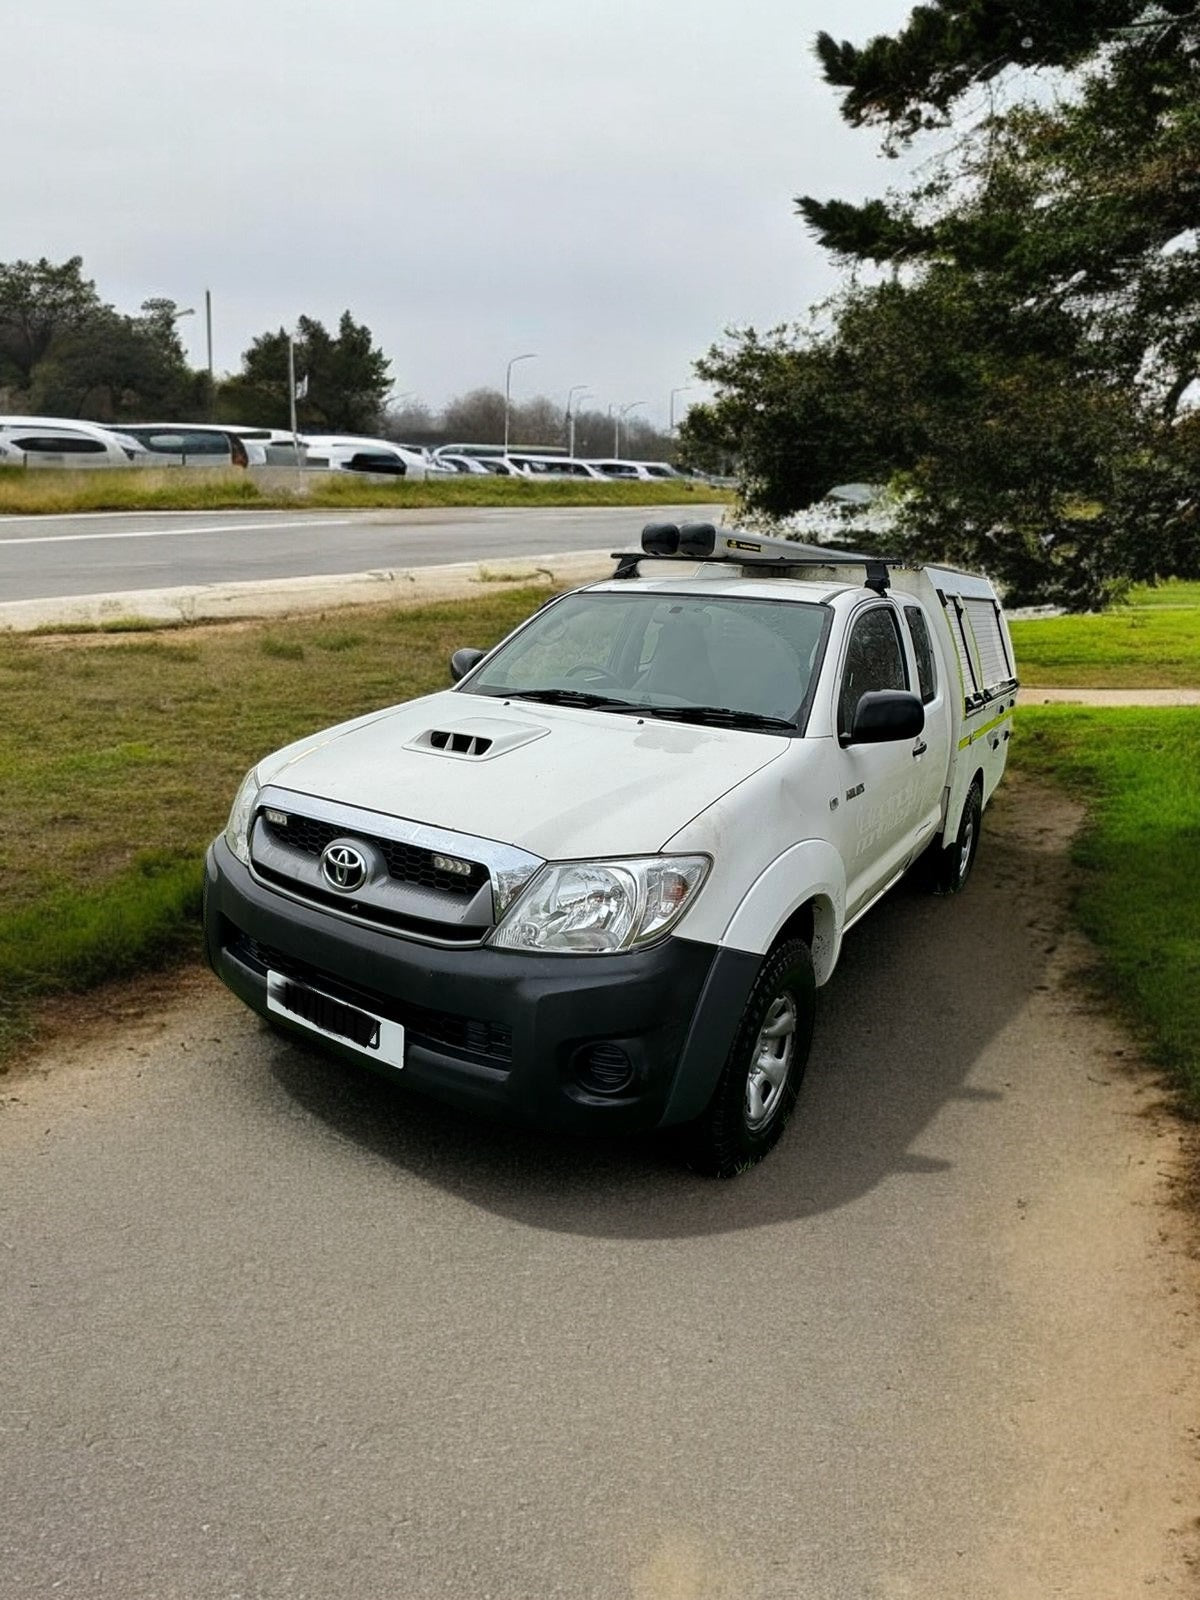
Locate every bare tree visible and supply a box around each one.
[441,387,507,443]
[380,399,436,445]
[509,395,563,448]
[569,408,674,460]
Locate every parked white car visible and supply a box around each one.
[586,459,660,481]
[432,445,524,476]
[301,436,427,480]
[509,455,610,480]
[205,520,1016,1177]
[118,423,266,468]
[216,426,308,466]
[0,416,145,468]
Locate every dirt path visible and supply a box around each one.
[2,780,1198,1598]
[1022,686,1200,705]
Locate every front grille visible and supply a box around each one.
[227,924,513,1066]
[263,813,488,899]
[253,862,488,943]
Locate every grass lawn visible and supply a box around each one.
[0,588,551,1061]
[0,466,728,516]
[1010,578,1200,687]
[1012,706,1200,1109]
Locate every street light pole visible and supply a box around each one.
[615,400,646,458]
[566,384,590,458]
[504,353,537,456]
[171,306,196,375]
[670,385,695,433]
[204,289,213,382]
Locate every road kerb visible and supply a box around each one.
[0,549,617,632]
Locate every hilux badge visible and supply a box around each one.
[320,842,368,892]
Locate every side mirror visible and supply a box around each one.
[449,646,486,683]
[846,690,924,745]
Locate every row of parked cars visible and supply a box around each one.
[0,417,390,474]
[0,416,709,485]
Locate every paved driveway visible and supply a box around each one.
[2,783,1196,1598]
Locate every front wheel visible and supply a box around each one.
[927,779,983,895]
[684,937,815,1178]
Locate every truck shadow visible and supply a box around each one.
[268,794,1073,1238]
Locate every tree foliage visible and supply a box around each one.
[814,0,1195,135]
[0,256,102,390]
[437,388,673,458]
[29,299,205,421]
[216,312,391,433]
[0,258,204,419]
[685,3,1200,606]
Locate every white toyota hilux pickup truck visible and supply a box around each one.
[204,521,1017,1176]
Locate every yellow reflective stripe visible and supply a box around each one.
[957,709,1013,750]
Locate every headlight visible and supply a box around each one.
[490,855,709,954]
[223,767,261,865]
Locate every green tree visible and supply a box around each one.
[28,298,205,422]
[217,312,391,433]
[812,1,1194,137]
[685,2,1200,606]
[0,256,102,393]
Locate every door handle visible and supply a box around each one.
[912,741,928,758]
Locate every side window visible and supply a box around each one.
[904,605,938,704]
[13,434,106,453]
[179,431,229,456]
[962,597,1014,690]
[838,606,907,736]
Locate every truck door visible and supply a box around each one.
[830,602,924,920]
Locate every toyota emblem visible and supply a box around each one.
[320,841,368,893]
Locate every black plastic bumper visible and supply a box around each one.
[204,839,762,1134]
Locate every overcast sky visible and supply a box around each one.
[3,0,918,429]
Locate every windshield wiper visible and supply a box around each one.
[637,704,797,732]
[481,688,794,730]
[493,688,642,712]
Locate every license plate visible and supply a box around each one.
[266,971,405,1070]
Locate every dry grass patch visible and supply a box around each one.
[0,588,552,1061]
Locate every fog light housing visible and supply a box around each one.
[573,1042,635,1097]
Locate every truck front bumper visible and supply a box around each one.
[203,839,760,1134]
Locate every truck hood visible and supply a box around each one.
[261,689,786,859]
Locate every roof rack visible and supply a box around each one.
[610,521,896,595]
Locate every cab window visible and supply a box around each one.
[904,605,938,704]
[838,606,907,736]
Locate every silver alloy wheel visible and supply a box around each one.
[744,992,797,1132]
[957,814,975,885]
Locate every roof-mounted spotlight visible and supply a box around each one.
[677,522,718,557]
[613,521,897,588]
[640,522,681,556]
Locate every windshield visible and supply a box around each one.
[462,590,829,726]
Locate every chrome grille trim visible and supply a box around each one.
[249,784,544,943]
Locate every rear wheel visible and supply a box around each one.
[685,937,815,1178]
[927,779,983,895]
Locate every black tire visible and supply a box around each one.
[685,937,816,1178]
[927,779,983,896]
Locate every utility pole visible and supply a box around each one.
[504,353,536,455]
[616,400,646,458]
[670,385,694,433]
[566,384,590,458]
[288,336,299,449]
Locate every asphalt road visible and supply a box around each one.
[3,786,1195,1598]
[0,505,722,603]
